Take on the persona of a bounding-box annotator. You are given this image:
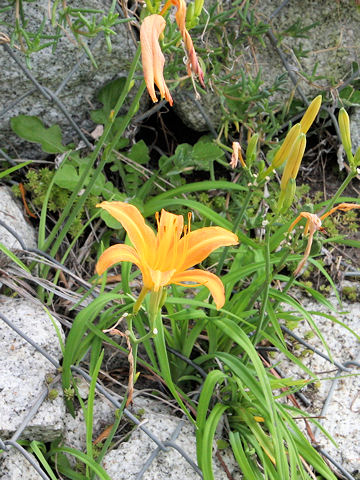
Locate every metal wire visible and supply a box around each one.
[281,325,353,373]
[1,1,359,478]
[1,223,358,479]
[0,307,204,476]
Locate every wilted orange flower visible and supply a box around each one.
[230,142,246,169]
[140,0,205,104]
[163,0,205,87]
[140,15,173,106]
[96,202,238,309]
[289,203,360,276]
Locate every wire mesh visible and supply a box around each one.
[0,1,359,479]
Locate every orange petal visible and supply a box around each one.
[158,209,184,242]
[155,209,184,270]
[177,227,239,272]
[168,0,205,87]
[97,202,156,265]
[172,269,226,309]
[140,15,173,106]
[149,267,176,291]
[320,202,360,220]
[183,30,205,88]
[96,244,152,289]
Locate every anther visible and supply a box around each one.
[155,211,160,229]
[187,212,192,233]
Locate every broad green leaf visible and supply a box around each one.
[90,77,127,125]
[127,140,149,164]
[192,140,224,162]
[10,115,67,153]
[54,164,79,190]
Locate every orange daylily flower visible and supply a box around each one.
[288,203,360,276]
[140,15,173,106]
[96,202,239,309]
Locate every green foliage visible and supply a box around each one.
[3,2,360,478]
[12,167,99,237]
[10,116,67,153]
[342,285,358,302]
[1,0,131,66]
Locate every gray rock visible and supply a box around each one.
[0,296,65,441]
[0,186,37,250]
[254,0,360,98]
[102,396,242,480]
[1,1,136,158]
[62,389,116,462]
[0,448,42,480]
[350,107,360,153]
[276,292,360,473]
[174,0,360,131]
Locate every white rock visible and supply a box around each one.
[175,0,360,131]
[0,187,37,250]
[276,293,360,473]
[62,391,116,460]
[350,108,360,153]
[0,448,42,480]
[102,396,242,480]
[0,296,65,441]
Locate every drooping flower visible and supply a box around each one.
[163,0,205,87]
[140,15,173,106]
[288,203,360,276]
[140,0,205,104]
[96,202,239,309]
[230,142,246,169]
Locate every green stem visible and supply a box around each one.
[322,171,356,214]
[252,226,271,346]
[43,45,143,254]
[216,187,252,275]
[209,160,215,181]
[272,274,296,311]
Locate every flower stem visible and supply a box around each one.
[43,45,143,253]
[322,171,356,214]
[252,225,271,346]
[216,187,252,275]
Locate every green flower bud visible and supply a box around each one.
[186,2,195,24]
[300,95,322,134]
[245,133,259,167]
[280,133,306,191]
[339,107,353,162]
[353,146,360,168]
[278,178,296,213]
[194,0,204,18]
[272,124,301,169]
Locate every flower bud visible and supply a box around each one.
[300,95,322,134]
[194,0,204,17]
[186,2,196,24]
[245,133,259,167]
[272,124,301,169]
[338,107,352,161]
[353,146,360,168]
[280,133,307,191]
[278,178,296,213]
